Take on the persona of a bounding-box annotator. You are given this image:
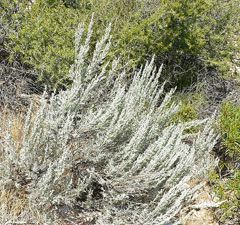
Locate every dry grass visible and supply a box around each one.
[0,107,25,151]
[0,108,27,220]
[0,189,28,218]
[180,180,219,225]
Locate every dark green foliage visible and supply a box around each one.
[45,0,91,9]
[8,0,83,89]
[114,0,240,88]
[6,0,139,90]
[0,0,29,55]
[4,0,240,90]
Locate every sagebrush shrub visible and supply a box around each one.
[0,19,218,224]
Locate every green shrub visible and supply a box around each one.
[6,0,239,90]
[220,102,240,159]
[45,0,91,9]
[0,0,29,54]
[7,0,139,90]
[171,93,205,123]
[8,0,84,90]
[210,101,240,222]
[210,169,240,221]
[114,0,240,88]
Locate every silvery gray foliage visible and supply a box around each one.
[0,18,218,224]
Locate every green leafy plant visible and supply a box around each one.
[114,0,240,88]
[220,102,240,159]
[7,0,139,90]
[210,169,240,221]
[8,0,84,90]
[210,101,240,222]
[171,93,205,123]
